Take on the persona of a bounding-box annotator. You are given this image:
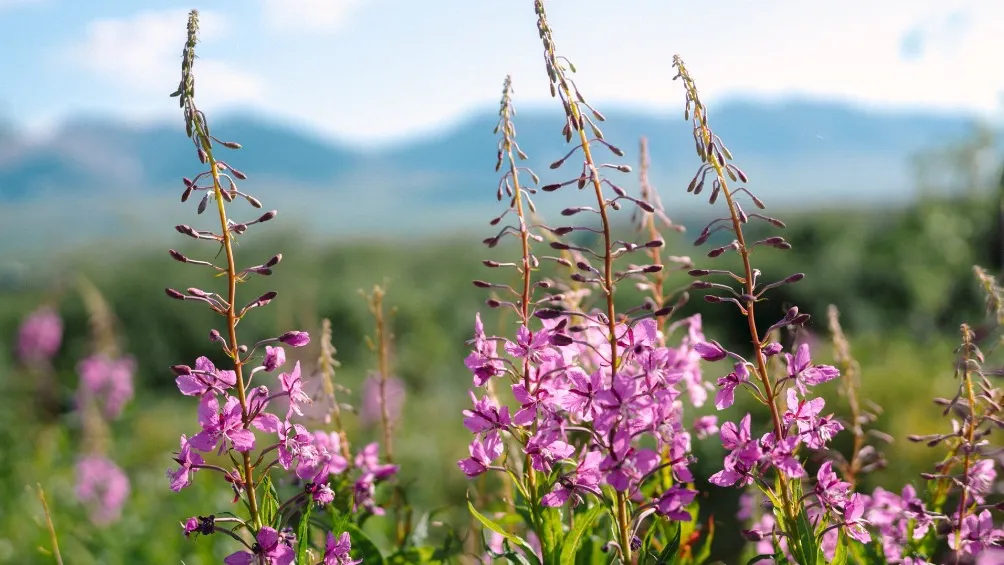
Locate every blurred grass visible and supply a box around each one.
[0,185,1000,563]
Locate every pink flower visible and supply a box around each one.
[189,394,256,455]
[167,434,204,491]
[323,531,361,564]
[77,354,136,419]
[17,306,62,362]
[75,455,129,526]
[224,526,294,565]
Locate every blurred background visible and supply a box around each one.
[1,0,1003,563]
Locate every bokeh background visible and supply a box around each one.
[1,0,1003,563]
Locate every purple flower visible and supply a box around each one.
[601,430,660,492]
[278,331,310,347]
[167,434,205,491]
[709,414,761,487]
[224,526,294,565]
[462,391,511,434]
[17,306,62,362]
[693,415,719,439]
[525,428,574,473]
[458,431,504,477]
[189,394,256,455]
[512,383,555,427]
[182,516,199,537]
[176,356,237,397]
[75,455,129,525]
[263,345,285,372]
[785,343,840,394]
[355,442,399,480]
[279,361,311,418]
[308,482,335,505]
[542,450,603,507]
[296,431,349,482]
[965,459,997,502]
[714,362,749,410]
[554,367,602,421]
[323,531,361,565]
[654,485,697,521]
[761,433,805,478]
[951,510,1004,556]
[842,493,871,544]
[694,340,728,361]
[504,325,560,365]
[465,314,504,386]
[77,354,136,419]
[813,461,851,512]
[277,420,311,470]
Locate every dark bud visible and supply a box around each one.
[245,195,263,208]
[165,288,186,300]
[483,260,501,268]
[219,140,242,150]
[552,227,574,236]
[535,309,564,320]
[472,280,491,288]
[176,224,199,238]
[644,239,664,248]
[751,194,766,209]
[257,210,277,223]
[219,188,234,202]
[609,145,624,157]
[550,333,574,347]
[229,167,248,180]
[704,295,723,303]
[635,199,655,213]
[209,329,225,343]
[688,269,710,276]
[171,364,192,375]
[550,242,571,250]
[182,184,193,202]
[549,157,566,169]
[265,254,282,268]
[653,305,675,317]
[542,183,562,192]
[615,165,632,173]
[197,193,209,214]
[169,249,188,263]
[741,529,765,542]
[790,313,811,326]
[783,273,805,284]
[642,265,663,273]
[486,299,501,308]
[690,281,712,289]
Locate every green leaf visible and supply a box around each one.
[259,475,280,528]
[655,522,682,564]
[467,499,541,565]
[559,504,605,565]
[295,502,313,564]
[747,554,778,565]
[539,506,565,562]
[693,517,715,565]
[829,530,848,565]
[342,523,386,565]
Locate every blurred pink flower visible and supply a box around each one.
[77,354,136,420]
[75,455,129,525]
[17,306,62,363]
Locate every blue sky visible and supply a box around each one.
[1,0,1001,145]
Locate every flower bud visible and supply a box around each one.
[263,346,285,372]
[278,331,310,347]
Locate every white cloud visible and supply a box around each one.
[261,0,363,33]
[63,9,265,107]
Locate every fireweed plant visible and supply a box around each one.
[459,3,713,564]
[161,11,462,564]
[457,3,1003,565]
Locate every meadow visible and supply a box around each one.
[1,4,1003,565]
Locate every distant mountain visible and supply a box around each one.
[0,98,996,253]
